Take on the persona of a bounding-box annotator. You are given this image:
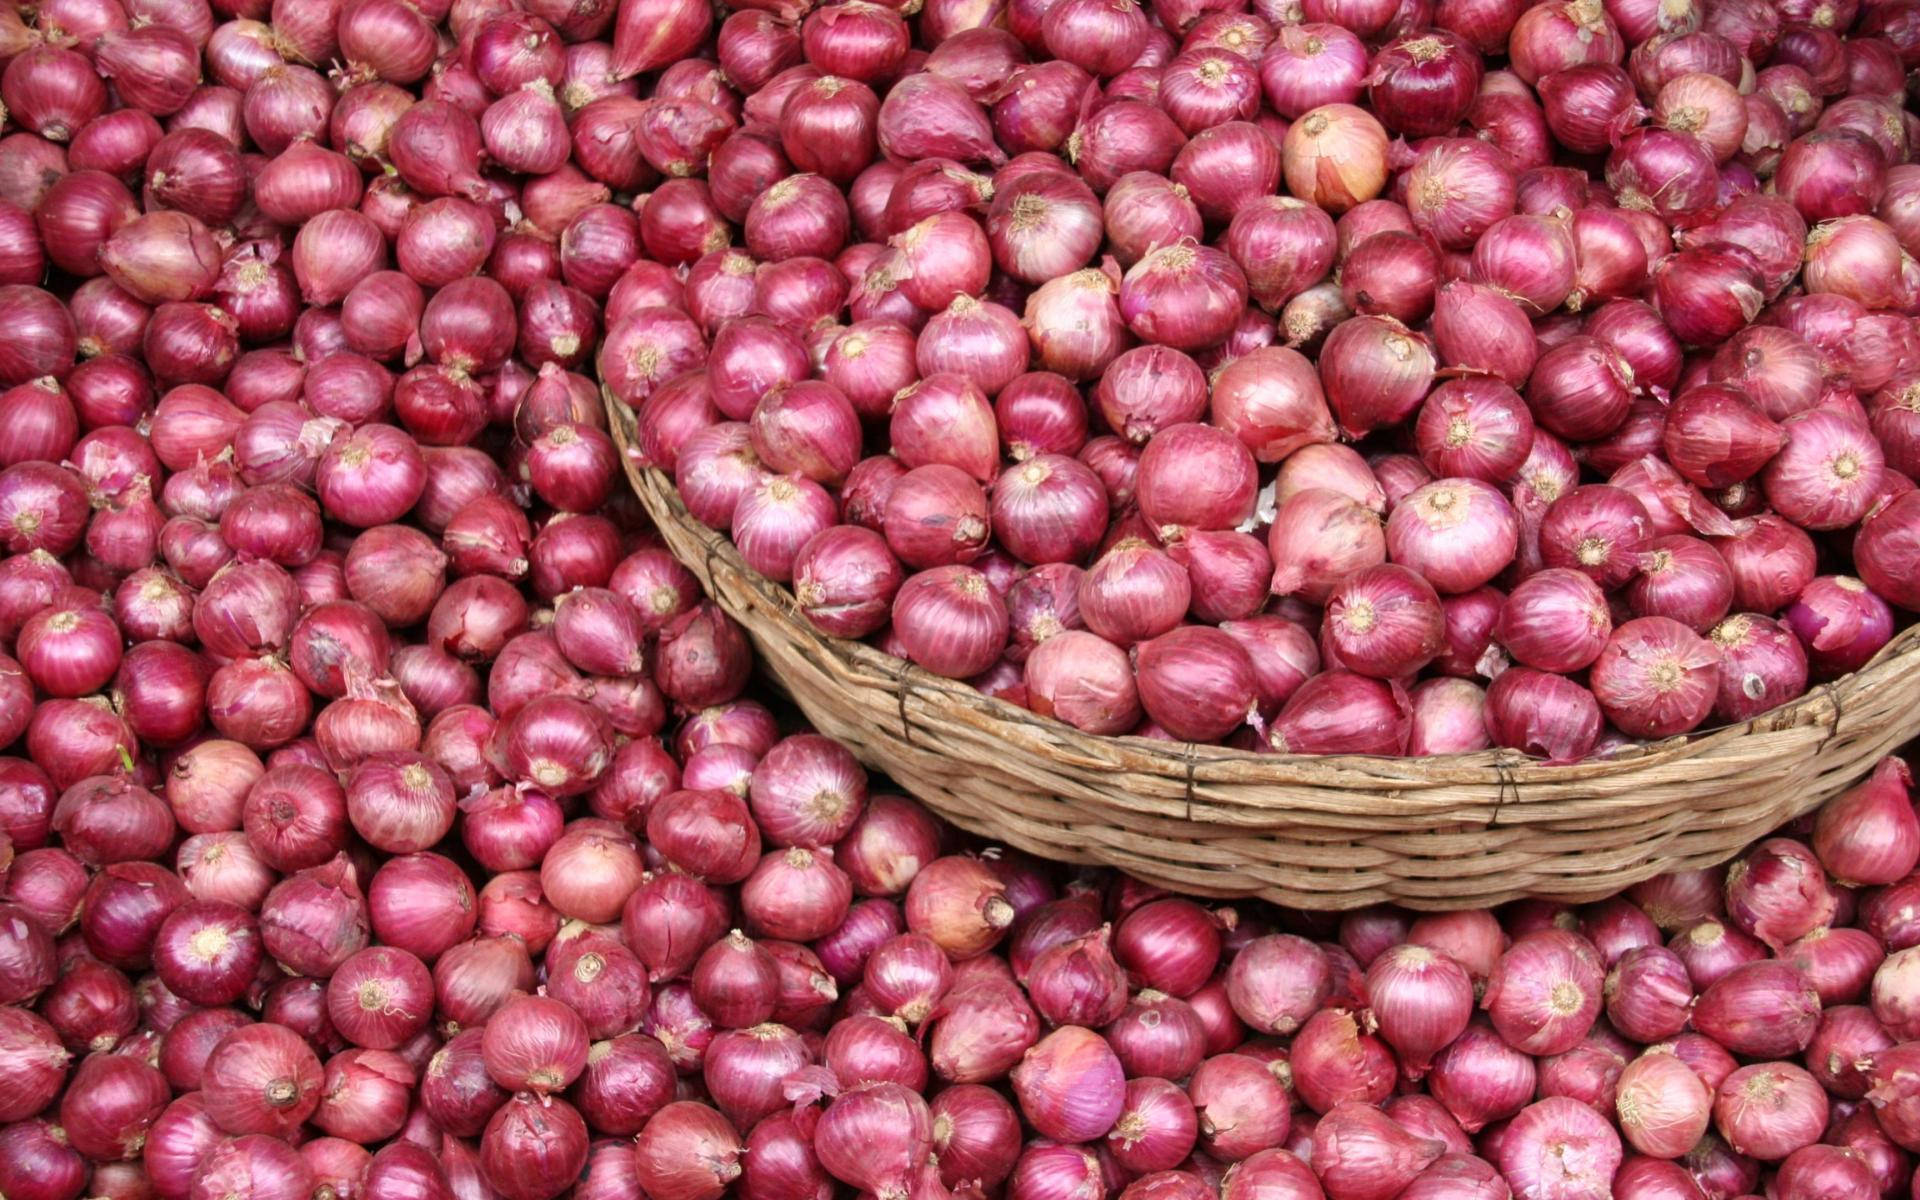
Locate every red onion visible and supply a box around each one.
[1411,380,1529,488]
[182,1132,315,1200]
[1483,668,1600,764]
[1392,145,1507,264]
[1393,1153,1508,1200]
[5,11,1920,1200]
[1022,263,1126,382]
[1804,1010,1882,1107]
[1483,930,1604,1056]
[1801,760,1916,898]
[1606,124,1720,230]
[527,822,641,933]
[1252,24,1359,120]
[356,855,472,968]
[69,856,174,979]
[906,1090,1013,1195]
[1264,670,1410,756]
[1664,918,1766,997]
[0,892,59,1008]
[727,737,861,854]
[475,1093,589,1200]
[1068,100,1189,194]
[32,173,135,287]
[850,933,946,1029]
[1768,1144,1877,1200]
[1092,345,1204,447]
[1206,346,1335,465]
[1652,388,1781,496]
[1097,1080,1196,1177]
[735,844,848,942]
[1781,924,1879,1015]
[1486,1097,1621,1200]
[1855,485,1920,615]
[1134,422,1257,538]
[1621,534,1732,633]
[1318,314,1435,439]
[1584,616,1721,739]
[620,1102,741,1200]
[1169,121,1280,226]
[978,170,1097,286]
[1363,31,1480,137]
[1615,1051,1714,1162]
[1651,244,1770,355]
[1721,841,1834,965]
[1005,1024,1124,1145]
[1182,1053,1289,1163]
[477,991,589,1096]
[1699,614,1806,729]
[53,773,174,867]
[257,851,370,979]
[1533,486,1648,593]
[1470,214,1576,317]
[779,1086,917,1200]
[1352,944,1471,1081]
[1310,1101,1446,1200]
[1123,625,1250,740]
[1714,1061,1828,1163]
[1321,563,1445,679]
[808,800,928,910]
[1013,923,1119,1028]
[1091,903,1211,1008]
[1786,573,1896,679]
[1095,997,1201,1101]
[17,596,122,698]
[1563,209,1650,311]
[643,788,759,893]
[913,295,1027,397]
[310,1049,413,1145]
[201,1022,324,1138]
[902,854,1013,961]
[729,473,836,583]
[923,974,1037,1083]
[4,43,111,142]
[437,933,537,1029]
[1600,947,1694,1048]
[148,899,258,1010]
[890,564,1009,679]
[890,373,998,484]
[1265,487,1383,607]
[556,1035,667,1139]
[1387,478,1521,596]
[790,525,902,639]
[1537,65,1643,156]
[1112,240,1246,353]
[981,59,1085,154]
[1760,410,1890,534]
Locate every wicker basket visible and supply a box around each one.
[609,394,1920,911]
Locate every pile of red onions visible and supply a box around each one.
[563,0,1920,764]
[10,597,1920,1200]
[3,4,1920,1200]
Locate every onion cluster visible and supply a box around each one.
[12,625,1920,1200]
[2,5,1920,1200]
[586,0,1920,763]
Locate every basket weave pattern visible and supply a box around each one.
[611,396,1920,910]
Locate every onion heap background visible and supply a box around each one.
[3,0,1920,1198]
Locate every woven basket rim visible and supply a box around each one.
[608,389,1920,792]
